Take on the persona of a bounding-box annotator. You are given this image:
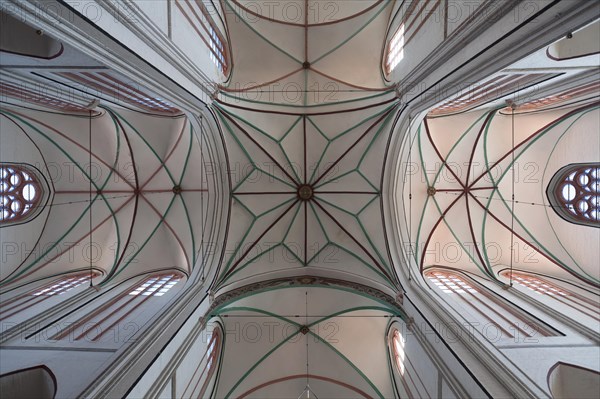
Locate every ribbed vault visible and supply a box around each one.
[208,1,405,397]
[405,96,600,287]
[0,106,211,288]
[206,276,404,399]
[214,0,400,291]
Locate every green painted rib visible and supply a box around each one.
[430,193,486,274]
[357,106,398,167]
[358,170,379,192]
[483,107,599,283]
[316,107,396,193]
[231,166,257,193]
[217,220,256,283]
[495,108,598,184]
[307,116,332,142]
[210,284,402,317]
[541,114,591,272]
[431,110,491,185]
[217,305,393,399]
[308,306,396,327]
[100,109,128,276]
[218,197,297,283]
[329,243,392,283]
[414,125,431,266]
[415,114,492,275]
[313,168,355,189]
[331,103,397,141]
[358,192,380,214]
[311,1,390,64]
[0,111,120,284]
[223,330,301,398]
[307,242,332,265]
[109,108,177,185]
[221,243,283,283]
[104,107,198,281]
[310,199,390,282]
[316,196,390,272]
[282,202,303,241]
[498,189,597,283]
[219,89,394,108]
[474,112,502,278]
[281,243,305,265]
[306,325,386,398]
[308,140,332,184]
[223,0,303,65]
[106,194,179,282]
[220,202,303,284]
[178,121,197,266]
[233,193,257,218]
[217,108,297,189]
[216,103,280,143]
[278,116,303,143]
[309,201,331,241]
[307,103,397,184]
[216,110,254,164]
[278,117,303,183]
[315,169,379,191]
[251,196,296,219]
[212,306,301,326]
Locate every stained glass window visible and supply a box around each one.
[547,163,599,227]
[1,164,43,224]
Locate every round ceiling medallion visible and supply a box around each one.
[297,185,314,201]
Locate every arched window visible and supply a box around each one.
[547,163,600,228]
[390,327,447,399]
[0,272,98,322]
[502,271,599,321]
[0,82,88,113]
[391,329,406,375]
[49,272,183,342]
[1,163,45,225]
[175,0,229,74]
[425,269,558,340]
[385,24,405,74]
[55,72,181,115]
[181,327,221,398]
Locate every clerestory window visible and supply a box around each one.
[547,163,599,228]
[502,271,599,321]
[1,163,45,225]
[385,24,405,74]
[425,268,557,340]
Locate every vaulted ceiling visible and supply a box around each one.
[208,1,408,396]
[400,41,600,288]
[0,107,212,287]
[1,1,598,398]
[208,3,600,395]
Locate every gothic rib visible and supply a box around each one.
[423,117,464,187]
[313,199,393,283]
[0,110,126,286]
[470,101,600,188]
[237,374,373,399]
[469,192,599,288]
[311,105,398,186]
[0,113,56,275]
[228,0,385,27]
